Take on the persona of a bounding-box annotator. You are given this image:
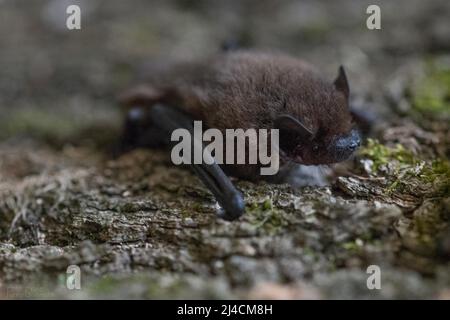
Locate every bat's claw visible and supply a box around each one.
[217,191,245,221]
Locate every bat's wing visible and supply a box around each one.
[148,103,245,221]
[117,84,177,151]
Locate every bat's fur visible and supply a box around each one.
[120,50,358,180]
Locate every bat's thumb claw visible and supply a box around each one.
[219,192,245,221]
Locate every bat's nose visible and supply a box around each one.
[348,135,361,150]
[335,130,360,151]
[329,130,361,162]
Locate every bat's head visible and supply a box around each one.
[275,66,360,165]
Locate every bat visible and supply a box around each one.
[118,50,362,220]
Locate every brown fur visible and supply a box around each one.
[120,50,356,179]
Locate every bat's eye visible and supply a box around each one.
[312,145,319,152]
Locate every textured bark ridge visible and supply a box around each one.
[0,138,448,298]
[0,0,449,299]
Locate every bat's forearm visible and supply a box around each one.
[148,104,245,220]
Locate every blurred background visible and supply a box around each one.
[0,0,448,147]
[0,0,449,299]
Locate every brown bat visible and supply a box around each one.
[119,50,361,220]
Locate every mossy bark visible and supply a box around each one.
[0,0,449,299]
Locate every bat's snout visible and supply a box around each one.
[329,130,361,162]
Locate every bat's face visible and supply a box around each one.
[279,128,361,165]
[276,66,360,166]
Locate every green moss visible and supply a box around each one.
[246,199,288,235]
[0,108,120,148]
[359,139,450,197]
[89,275,128,295]
[411,63,450,118]
[409,200,449,251]
[342,241,361,252]
[262,198,273,210]
[420,159,450,196]
[0,109,80,142]
[360,139,417,172]
[87,274,226,299]
[298,22,331,42]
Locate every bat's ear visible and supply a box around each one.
[118,85,165,108]
[275,114,313,140]
[334,66,350,100]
